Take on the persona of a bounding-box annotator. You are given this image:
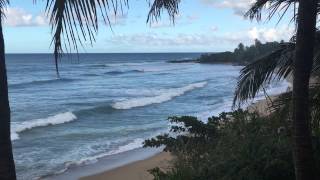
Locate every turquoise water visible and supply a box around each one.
[6,53,288,179]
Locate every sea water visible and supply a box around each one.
[6,53,289,179]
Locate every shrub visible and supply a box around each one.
[144,109,320,180]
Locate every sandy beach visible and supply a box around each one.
[81,152,172,180]
[80,97,275,180]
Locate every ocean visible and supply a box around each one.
[6,53,289,179]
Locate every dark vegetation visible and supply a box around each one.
[168,39,283,65]
[144,109,320,180]
[197,40,282,65]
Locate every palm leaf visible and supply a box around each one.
[245,0,297,22]
[233,30,320,107]
[0,0,8,18]
[147,0,180,23]
[233,42,295,107]
[44,0,128,76]
[270,85,320,135]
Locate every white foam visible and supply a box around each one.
[11,112,77,141]
[195,80,290,121]
[196,101,233,122]
[112,81,208,110]
[64,138,144,167]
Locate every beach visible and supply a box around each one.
[81,152,172,180]
[80,97,275,180]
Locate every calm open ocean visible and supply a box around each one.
[6,53,289,179]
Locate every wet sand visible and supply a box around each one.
[81,152,172,180]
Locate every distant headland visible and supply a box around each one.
[168,39,283,66]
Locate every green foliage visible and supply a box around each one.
[197,40,281,65]
[233,42,294,106]
[144,110,320,180]
[233,31,320,107]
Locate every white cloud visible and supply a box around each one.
[107,13,128,26]
[201,0,256,16]
[210,25,219,31]
[148,13,200,29]
[109,32,242,48]
[186,14,200,22]
[3,8,48,27]
[149,21,173,28]
[108,26,293,51]
[247,26,294,42]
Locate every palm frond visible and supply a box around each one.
[233,42,295,107]
[245,0,297,23]
[233,30,320,108]
[0,0,8,19]
[311,31,320,76]
[147,0,180,23]
[270,85,320,135]
[45,0,128,77]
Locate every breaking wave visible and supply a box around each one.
[11,112,77,141]
[112,81,208,109]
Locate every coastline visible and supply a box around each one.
[79,98,274,180]
[46,147,163,180]
[81,152,172,180]
[46,76,291,180]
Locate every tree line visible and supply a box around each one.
[197,39,283,65]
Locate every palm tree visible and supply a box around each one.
[233,33,320,133]
[237,0,318,179]
[0,1,16,179]
[292,1,318,177]
[148,0,320,179]
[233,31,320,106]
[0,0,129,179]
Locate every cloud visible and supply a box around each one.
[109,32,242,48]
[247,26,294,42]
[149,21,173,28]
[3,8,48,27]
[107,26,293,51]
[201,0,256,16]
[210,26,219,31]
[186,14,200,22]
[107,13,128,26]
[148,13,200,28]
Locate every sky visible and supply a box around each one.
[3,0,295,53]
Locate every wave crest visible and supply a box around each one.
[112,81,208,110]
[11,112,77,141]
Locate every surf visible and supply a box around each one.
[112,81,208,110]
[11,112,77,141]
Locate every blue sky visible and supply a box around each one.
[3,0,295,53]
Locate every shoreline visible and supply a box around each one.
[46,147,163,180]
[78,98,274,180]
[47,81,289,180]
[81,152,172,180]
